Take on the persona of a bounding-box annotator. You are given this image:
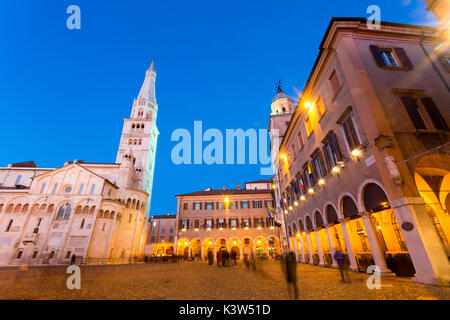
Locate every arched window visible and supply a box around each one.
[64,186,72,193]
[90,184,95,194]
[133,139,137,145]
[56,203,72,220]
[131,124,135,129]
[138,108,144,117]
[52,184,58,194]
[141,124,145,129]
[15,175,22,185]
[80,219,85,229]
[128,139,132,145]
[78,184,84,194]
[40,183,46,194]
[138,139,142,145]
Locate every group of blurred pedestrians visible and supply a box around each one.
[281,249,351,300]
[206,249,238,267]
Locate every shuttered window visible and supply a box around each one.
[421,97,448,131]
[341,114,360,151]
[400,96,427,130]
[370,45,413,70]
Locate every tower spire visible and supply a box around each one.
[137,60,156,104]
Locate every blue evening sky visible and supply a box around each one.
[0,1,438,215]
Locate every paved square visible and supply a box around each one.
[0,261,449,300]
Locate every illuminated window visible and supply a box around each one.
[15,175,22,185]
[205,202,214,210]
[40,183,46,194]
[90,184,95,194]
[52,184,58,194]
[78,184,84,194]
[316,97,326,119]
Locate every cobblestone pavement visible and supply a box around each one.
[0,260,449,300]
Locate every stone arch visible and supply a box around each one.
[89,206,96,214]
[82,206,89,214]
[287,225,292,237]
[254,236,267,256]
[292,222,298,233]
[202,238,215,259]
[242,237,253,257]
[359,180,391,213]
[190,238,202,258]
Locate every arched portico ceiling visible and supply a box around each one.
[341,196,359,219]
[305,216,313,231]
[326,205,339,224]
[363,183,391,213]
[298,220,305,232]
[314,211,325,228]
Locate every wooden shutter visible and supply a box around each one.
[421,97,448,130]
[400,97,427,129]
[331,133,343,161]
[394,47,413,69]
[369,45,385,67]
[322,146,331,171]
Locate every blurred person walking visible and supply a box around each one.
[334,249,351,283]
[284,251,299,299]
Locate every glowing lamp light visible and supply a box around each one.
[308,188,314,195]
[232,227,236,231]
[289,206,293,211]
[304,101,314,111]
[182,228,186,232]
[280,153,286,160]
[245,227,249,230]
[332,166,341,175]
[377,226,382,230]
[194,228,199,232]
[351,148,362,159]
[294,201,299,207]
[219,227,223,231]
[318,179,325,186]
[257,226,262,230]
[257,240,261,244]
[272,184,276,189]
[296,233,300,238]
[184,241,188,246]
[177,242,181,246]
[209,241,212,245]
[270,226,274,230]
[284,210,288,214]
[300,195,306,202]
[224,198,230,203]
[302,232,306,236]
[207,228,211,231]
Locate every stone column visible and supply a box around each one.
[339,219,358,271]
[326,225,338,268]
[361,213,392,274]
[188,246,191,258]
[240,245,243,260]
[314,228,325,266]
[392,197,450,286]
[292,236,300,263]
[305,232,314,265]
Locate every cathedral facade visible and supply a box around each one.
[0,63,159,266]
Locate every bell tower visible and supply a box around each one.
[116,61,159,216]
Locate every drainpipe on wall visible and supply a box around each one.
[420,27,450,92]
